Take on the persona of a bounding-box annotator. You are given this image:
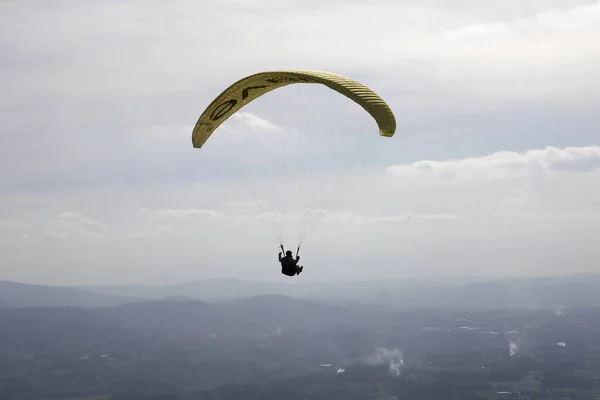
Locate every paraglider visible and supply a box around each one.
[191,69,397,276]
[279,245,303,276]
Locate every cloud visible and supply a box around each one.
[438,1,600,89]
[0,211,106,246]
[444,1,600,43]
[230,112,281,131]
[224,199,262,209]
[1,1,600,285]
[297,209,467,226]
[139,208,226,219]
[387,146,600,180]
[136,207,466,226]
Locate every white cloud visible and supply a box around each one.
[387,146,600,180]
[231,112,281,132]
[1,1,600,285]
[438,1,600,91]
[444,1,600,42]
[2,140,600,286]
[136,207,466,227]
[0,211,106,247]
[224,199,262,209]
[139,208,226,219]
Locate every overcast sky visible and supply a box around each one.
[1,0,599,286]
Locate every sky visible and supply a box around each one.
[1,0,600,286]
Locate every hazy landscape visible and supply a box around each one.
[2,274,600,399]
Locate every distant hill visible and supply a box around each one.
[76,273,600,310]
[0,281,138,309]
[77,277,467,303]
[76,278,293,301]
[5,273,600,311]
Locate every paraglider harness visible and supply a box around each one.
[279,245,301,277]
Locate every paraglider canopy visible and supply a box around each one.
[192,70,396,149]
